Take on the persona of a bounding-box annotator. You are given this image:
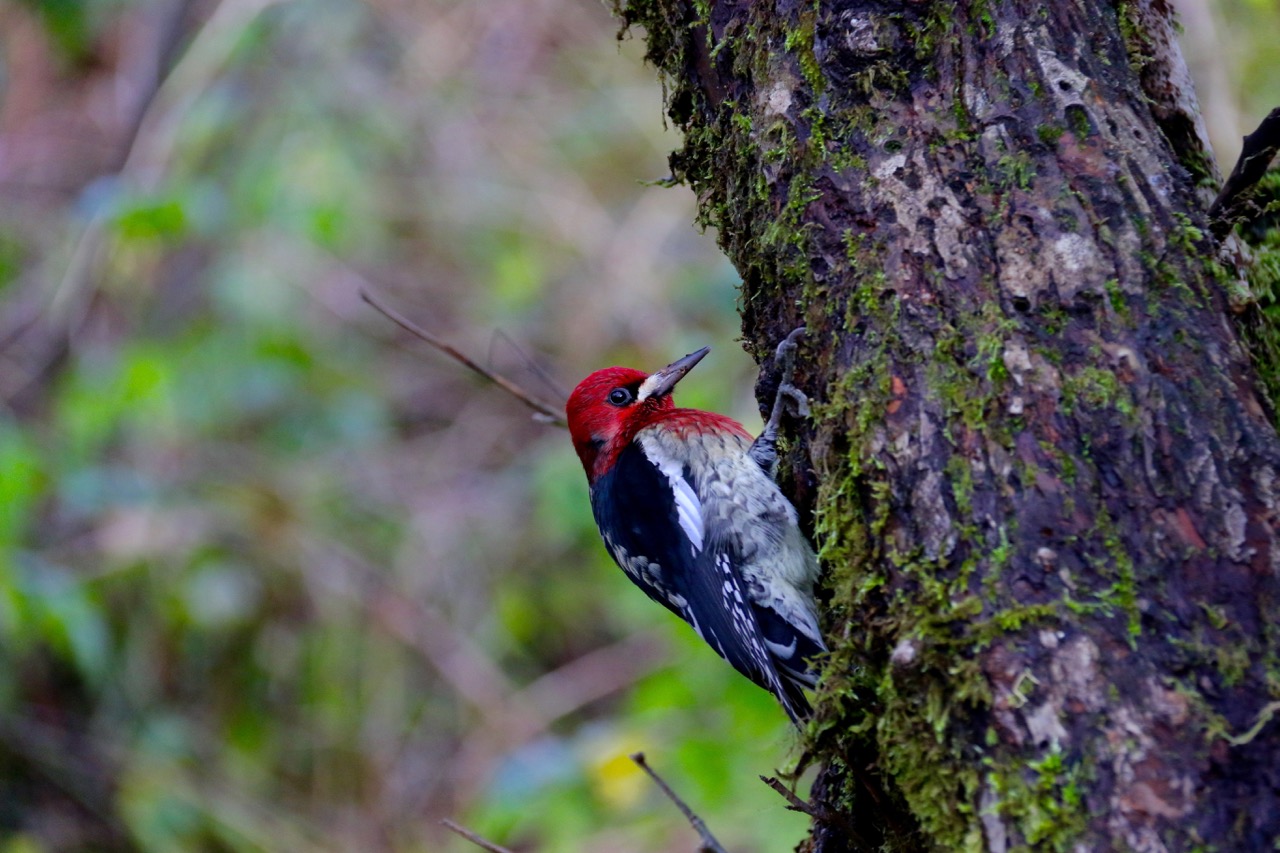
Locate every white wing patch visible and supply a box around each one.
[638,437,705,554]
[764,635,798,660]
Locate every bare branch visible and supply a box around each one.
[360,288,568,427]
[630,752,728,853]
[440,818,515,853]
[760,774,829,819]
[760,775,870,849]
[1209,106,1280,235]
[491,328,570,402]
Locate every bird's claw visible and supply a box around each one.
[777,383,810,419]
[768,326,808,422]
[774,326,806,370]
[750,329,810,474]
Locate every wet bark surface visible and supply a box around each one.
[615,0,1280,850]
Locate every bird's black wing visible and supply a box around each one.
[591,442,802,721]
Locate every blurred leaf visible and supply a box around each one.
[19,0,93,61]
[0,231,26,293]
[118,761,204,852]
[0,835,46,853]
[0,423,45,547]
[22,559,112,685]
[113,197,189,243]
[180,561,261,629]
[488,232,547,314]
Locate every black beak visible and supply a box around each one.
[638,346,710,401]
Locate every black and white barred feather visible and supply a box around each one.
[590,423,824,724]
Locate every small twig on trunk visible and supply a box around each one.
[1223,700,1280,746]
[360,288,568,427]
[1209,106,1280,235]
[759,775,870,850]
[631,752,728,853]
[440,818,516,853]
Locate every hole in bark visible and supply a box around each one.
[885,139,903,153]
[1057,79,1073,92]
[1012,295,1031,312]
[1065,104,1093,140]
[1069,292,1101,315]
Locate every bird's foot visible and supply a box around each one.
[766,326,809,424]
[750,327,809,473]
[775,326,806,366]
[775,382,810,419]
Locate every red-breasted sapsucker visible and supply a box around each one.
[566,332,825,724]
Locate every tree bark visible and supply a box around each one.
[613,1,1280,850]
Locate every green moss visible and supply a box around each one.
[988,525,1014,570]
[839,61,912,102]
[996,151,1037,190]
[1215,642,1252,688]
[784,7,824,95]
[1067,105,1092,140]
[1037,124,1065,147]
[878,673,983,846]
[984,603,1059,637]
[946,454,975,517]
[907,3,955,61]
[831,150,866,176]
[1170,211,1205,252]
[945,95,973,142]
[1115,1,1152,74]
[1095,510,1141,642]
[1103,278,1131,324]
[970,0,995,38]
[985,744,1090,851]
[1232,171,1280,422]
[923,303,1019,441]
[1060,365,1135,419]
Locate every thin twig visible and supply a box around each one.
[1224,700,1280,746]
[1209,106,1280,235]
[759,774,826,819]
[630,752,728,853]
[440,819,515,853]
[360,288,567,427]
[492,327,570,401]
[760,775,870,849]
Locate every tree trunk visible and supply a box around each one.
[613,1,1280,850]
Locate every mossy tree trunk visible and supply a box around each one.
[614,0,1280,850]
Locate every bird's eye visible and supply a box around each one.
[608,387,633,406]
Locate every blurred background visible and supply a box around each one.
[0,0,1275,850]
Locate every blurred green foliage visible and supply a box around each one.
[0,0,1277,851]
[0,0,801,850]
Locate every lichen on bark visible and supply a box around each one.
[613,1,1280,850]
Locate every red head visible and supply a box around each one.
[567,347,711,480]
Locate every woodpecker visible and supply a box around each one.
[566,331,825,724]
